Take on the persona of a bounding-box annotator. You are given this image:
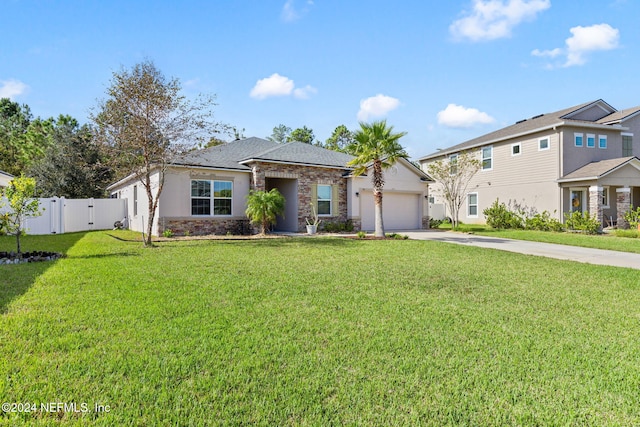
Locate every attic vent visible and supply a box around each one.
[531,114,544,119]
[515,119,527,124]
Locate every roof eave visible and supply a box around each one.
[239,158,353,170]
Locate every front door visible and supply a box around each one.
[570,189,585,213]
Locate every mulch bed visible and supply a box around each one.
[0,251,64,265]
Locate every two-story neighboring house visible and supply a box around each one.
[419,99,640,228]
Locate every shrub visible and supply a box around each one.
[356,231,366,239]
[483,199,523,229]
[162,229,174,238]
[322,220,354,233]
[429,218,444,229]
[624,207,640,229]
[564,211,601,234]
[525,211,564,232]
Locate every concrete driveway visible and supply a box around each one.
[403,230,640,270]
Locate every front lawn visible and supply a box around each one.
[1,232,640,425]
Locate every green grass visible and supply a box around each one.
[473,229,640,254]
[2,232,640,425]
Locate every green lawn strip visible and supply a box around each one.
[1,232,640,425]
[473,229,640,254]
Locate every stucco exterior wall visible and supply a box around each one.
[348,159,429,228]
[110,172,159,234]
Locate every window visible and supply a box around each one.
[539,138,549,151]
[574,133,584,147]
[481,146,492,170]
[317,184,332,215]
[449,154,458,175]
[191,180,233,216]
[468,193,478,217]
[623,135,633,156]
[598,135,607,149]
[602,187,609,208]
[586,134,595,148]
[191,180,211,215]
[213,181,233,215]
[133,185,138,216]
[511,143,521,156]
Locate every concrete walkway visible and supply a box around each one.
[402,230,640,270]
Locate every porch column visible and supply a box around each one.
[588,186,603,230]
[616,187,631,229]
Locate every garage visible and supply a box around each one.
[360,191,421,231]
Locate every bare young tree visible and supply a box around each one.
[91,60,226,246]
[426,151,481,229]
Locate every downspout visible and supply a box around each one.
[556,126,563,222]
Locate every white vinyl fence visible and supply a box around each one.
[1,197,127,235]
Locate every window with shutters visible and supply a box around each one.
[317,184,332,215]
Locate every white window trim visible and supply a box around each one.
[190,179,233,217]
[538,137,550,151]
[586,134,595,148]
[574,133,584,147]
[511,142,522,156]
[449,154,458,175]
[602,186,610,209]
[467,192,479,218]
[481,146,493,171]
[598,135,607,149]
[317,184,332,216]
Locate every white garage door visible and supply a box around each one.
[361,192,421,231]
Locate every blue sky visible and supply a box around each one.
[2,0,638,159]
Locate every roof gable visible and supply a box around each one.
[560,99,616,121]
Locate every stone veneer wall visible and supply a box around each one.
[250,161,349,232]
[158,217,251,236]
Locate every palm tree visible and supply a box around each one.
[245,189,285,235]
[347,120,408,237]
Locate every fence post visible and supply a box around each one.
[88,198,95,230]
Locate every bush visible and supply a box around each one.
[429,218,444,229]
[564,211,601,234]
[483,199,523,229]
[525,211,564,232]
[162,229,174,238]
[322,220,354,233]
[624,207,640,229]
[356,231,366,239]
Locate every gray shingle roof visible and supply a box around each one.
[419,100,618,161]
[242,141,355,168]
[558,156,639,182]
[173,137,354,170]
[597,106,640,124]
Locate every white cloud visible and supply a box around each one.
[0,79,28,99]
[293,85,318,99]
[437,104,495,128]
[565,23,620,66]
[250,73,316,100]
[250,73,294,99]
[531,23,620,67]
[281,0,314,22]
[357,94,401,122]
[450,0,550,42]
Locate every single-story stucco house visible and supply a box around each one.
[107,137,432,235]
